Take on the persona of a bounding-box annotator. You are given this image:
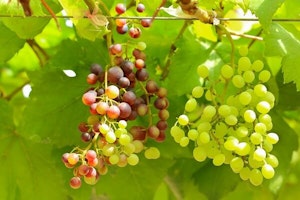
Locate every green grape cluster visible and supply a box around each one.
[171,48,278,186]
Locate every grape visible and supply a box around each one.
[121,60,134,74]
[197,131,210,144]
[238,91,252,105]
[136,104,148,116]
[68,153,79,165]
[218,105,231,117]
[99,123,110,135]
[224,137,239,151]
[249,169,263,186]
[243,110,256,123]
[253,148,266,161]
[213,153,225,166]
[157,87,167,98]
[192,86,204,98]
[179,136,189,147]
[118,102,132,119]
[185,98,197,112]
[106,131,117,143]
[144,147,160,159]
[230,157,244,173]
[115,3,126,14]
[259,70,271,83]
[127,154,139,165]
[78,165,89,176]
[202,105,216,119]
[197,65,209,78]
[62,153,70,164]
[109,44,122,55]
[136,3,145,12]
[252,60,264,72]
[136,68,149,81]
[170,126,185,140]
[154,97,169,110]
[82,91,97,106]
[86,73,98,85]
[107,105,120,119]
[158,109,169,120]
[197,122,211,132]
[235,142,250,156]
[178,114,189,126]
[263,140,273,152]
[135,59,145,69]
[116,25,128,34]
[115,18,126,27]
[187,129,198,141]
[232,75,245,88]
[137,42,147,51]
[193,146,207,162]
[70,177,81,189]
[266,154,279,168]
[147,125,160,139]
[102,144,116,156]
[86,150,97,161]
[238,57,251,71]
[256,101,271,114]
[221,64,234,79]
[250,132,263,145]
[109,154,120,165]
[239,167,251,180]
[266,133,279,144]
[146,80,158,93]
[78,122,89,132]
[105,85,120,99]
[122,91,136,105]
[130,126,146,141]
[129,27,141,38]
[243,70,255,83]
[141,19,152,27]
[90,63,103,75]
[156,120,168,131]
[262,164,275,179]
[132,48,146,60]
[254,84,267,97]
[236,126,248,138]
[239,46,248,56]
[88,157,99,167]
[225,115,237,126]
[81,132,92,142]
[118,77,130,88]
[96,101,109,115]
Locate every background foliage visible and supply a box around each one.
[0,0,300,199]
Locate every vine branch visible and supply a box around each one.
[26,39,49,67]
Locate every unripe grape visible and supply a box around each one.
[137,42,146,50]
[221,64,234,79]
[235,142,250,156]
[218,105,231,117]
[256,101,271,114]
[266,154,279,168]
[259,70,271,83]
[266,133,279,144]
[254,122,267,134]
[249,169,263,186]
[224,136,239,151]
[238,91,252,105]
[254,84,267,97]
[109,154,120,165]
[127,154,139,166]
[197,131,210,144]
[193,146,207,162]
[238,57,251,71]
[232,75,245,88]
[197,65,209,78]
[239,167,251,180]
[119,134,131,145]
[197,122,211,132]
[243,70,255,83]
[261,164,275,179]
[178,114,189,126]
[192,86,204,98]
[185,98,197,112]
[230,157,244,173]
[244,110,256,123]
[236,126,249,138]
[187,129,198,141]
[106,131,117,143]
[213,153,225,166]
[252,60,264,72]
[179,136,190,147]
[250,132,263,145]
[144,147,160,159]
[225,115,238,126]
[253,148,266,161]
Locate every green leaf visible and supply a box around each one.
[20,68,89,147]
[0,22,25,62]
[249,0,285,29]
[265,23,300,91]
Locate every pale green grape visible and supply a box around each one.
[205,90,215,101]
[203,105,216,119]
[263,140,273,152]
[170,126,185,138]
[185,98,197,112]
[187,129,199,141]
[109,154,120,165]
[238,57,251,71]
[261,164,275,179]
[230,106,239,116]
[193,146,207,162]
[244,110,256,123]
[218,105,231,117]
[250,132,263,145]
[249,168,263,186]
[266,133,279,144]
[235,142,251,156]
[259,70,271,83]
[127,154,139,166]
[254,122,267,134]
[137,42,147,50]
[225,115,238,126]
[252,60,264,72]
[118,120,127,129]
[213,153,226,166]
[238,91,252,105]
[197,65,209,78]
[99,123,110,135]
[239,46,248,57]
[197,131,210,144]
[243,70,255,83]
[119,134,131,145]
[236,126,249,138]
[197,122,212,132]
[178,114,189,126]
[232,75,245,88]
[103,144,116,156]
[266,154,279,168]
[259,114,272,124]
[224,136,239,151]
[221,64,234,79]
[254,84,267,97]
[179,136,190,147]
[230,157,244,173]
[256,101,271,114]
[123,143,135,155]
[106,131,117,143]
[248,155,264,168]
[239,167,251,180]
[265,92,275,105]
[132,140,144,153]
[144,147,160,159]
[253,148,266,161]
[192,86,204,98]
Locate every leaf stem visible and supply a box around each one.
[4,80,30,101]
[164,175,183,200]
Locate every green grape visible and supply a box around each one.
[144,147,160,159]
[212,153,226,166]
[123,143,135,155]
[105,131,117,143]
[243,70,255,83]
[205,142,220,159]
[238,91,252,105]
[99,123,110,135]
[103,144,116,156]
[218,105,231,117]
[238,57,251,71]
[205,90,215,101]
[215,122,228,138]
[127,154,139,166]
[266,154,279,168]
[179,136,190,147]
[252,60,264,72]
[170,126,185,139]
[192,86,204,98]
[136,42,147,50]
[249,169,263,186]
[263,140,273,152]
[224,136,239,151]
[119,134,131,145]
[259,70,271,83]
[248,155,264,168]
[197,122,212,132]
[239,167,251,180]
[261,164,275,179]
[254,122,267,134]
[230,157,244,173]
[132,140,144,153]
[239,46,248,57]
[259,114,272,124]
[236,126,249,138]
[221,64,234,79]
[232,75,245,88]
[253,148,266,161]
[185,98,197,112]
[225,115,238,126]
[256,101,271,114]
[266,133,279,144]
[230,106,239,116]
[244,110,256,123]
[202,105,216,119]
[187,129,199,141]
[250,132,263,145]
[197,131,210,144]
[254,84,267,97]
[197,65,209,78]
[178,114,189,126]
[109,154,120,165]
[235,142,251,156]
[118,120,127,129]
[265,92,275,105]
[193,146,207,162]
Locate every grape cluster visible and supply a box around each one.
[171,47,278,186]
[62,42,169,189]
[115,2,151,37]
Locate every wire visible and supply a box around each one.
[0,14,299,22]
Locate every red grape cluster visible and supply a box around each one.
[115,2,151,37]
[62,42,169,189]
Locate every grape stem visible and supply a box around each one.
[227,31,263,41]
[150,0,167,23]
[217,24,235,67]
[41,0,61,30]
[137,81,153,127]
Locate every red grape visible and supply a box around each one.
[122,91,136,105]
[136,68,149,81]
[82,90,97,106]
[146,80,159,93]
[135,59,145,69]
[141,19,151,27]
[70,177,81,189]
[96,101,109,115]
[115,3,126,14]
[108,66,124,83]
[147,125,160,139]
[118,102,132,119]
[129,27,141,38]
[107,105,120,119]
[136,3,145,12]
[90,63,102,75]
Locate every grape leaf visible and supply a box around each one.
[20,68,90,147]
[0,22,25,62]
[249,0,285,29]
[264,23,300,91]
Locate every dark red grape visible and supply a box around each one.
[136,68,149,81]
[141,19,151,27]
[146,80,159,93]
[121,60,134,74]
[129,27,141,38]
[90,63,103,75]
[118,77,130,88]
[115,3,126,14]
[130,126,146,141]
[81,132,92,142]
[122,91,136,105]
[118,102,132,119]
[108,66,124,83]
[136,3,145,12]
[154,97,169,109]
